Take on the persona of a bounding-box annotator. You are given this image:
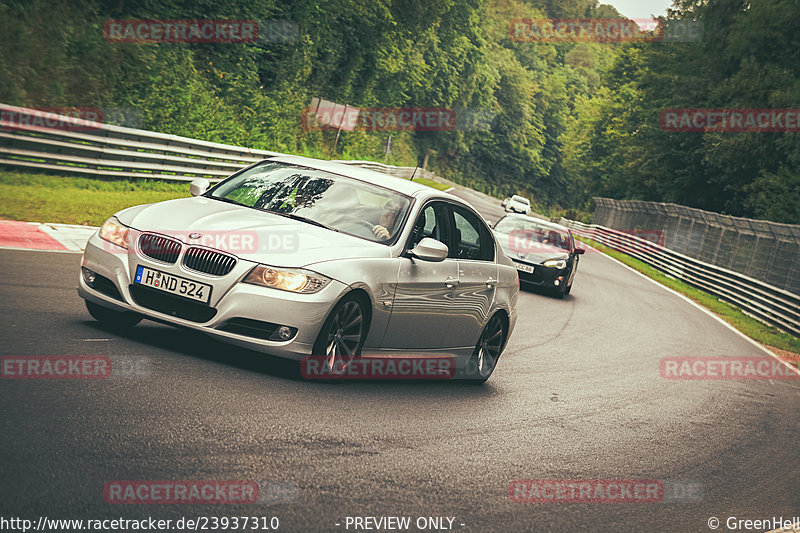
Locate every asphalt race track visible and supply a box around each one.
[1,208,799,532]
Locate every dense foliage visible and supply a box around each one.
[0,0,797,222]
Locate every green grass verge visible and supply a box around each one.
[0,170,455,227]
[0,171,191,226]
[578,236,800,356]
[411,176,451,191]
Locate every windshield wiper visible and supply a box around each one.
[211,197,340,233]
[269,211,339,232]
[208,195,247,207]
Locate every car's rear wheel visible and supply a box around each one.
[312,294,368,375]
[465,313,506,384]
[85,300,142,329]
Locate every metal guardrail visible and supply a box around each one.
[592,197,800,296]
[560,218,800,337]
[0,104,284,181]
[0,103,436,182]
[330,159,438,182]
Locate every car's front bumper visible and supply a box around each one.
[514,262,567,290]
[77,233,349,360]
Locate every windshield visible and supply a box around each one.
[209,161,412,244]
[494,217,571,250]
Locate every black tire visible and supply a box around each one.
[464,313,506,384]
[564,264,576,296]
[85,300,142,329]
[311,294,368,376]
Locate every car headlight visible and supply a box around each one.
[543,259,567,269]
[243,265,331,294]
[99,216,130,249]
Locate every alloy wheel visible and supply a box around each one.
[322,299,364,374]
[473,315,505,381]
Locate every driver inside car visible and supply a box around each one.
[372,199,402,241]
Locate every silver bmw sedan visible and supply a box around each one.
[78,155,518,382]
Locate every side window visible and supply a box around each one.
[408,202,449,250]
[450,206,493,261]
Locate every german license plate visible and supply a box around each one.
[514,261,535,274]
[134,266,211,304]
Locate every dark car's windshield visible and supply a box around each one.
[209,161,412,244]
[494,217,571,250]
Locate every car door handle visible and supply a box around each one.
[445,276,459,288]
[485,277,498,288]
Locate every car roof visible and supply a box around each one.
[499,213,570,231]
[267,154,444,199]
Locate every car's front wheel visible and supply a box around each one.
[465,313,506,384]
[553,280,568,298]
[85,301,142,329]
[312,294,368,375]
[558,266,576,298]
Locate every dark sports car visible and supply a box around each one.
[492,214,585,298]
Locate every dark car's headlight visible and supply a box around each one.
[243,265,331,294]
[99,216,130,249]
[543,259,567,269]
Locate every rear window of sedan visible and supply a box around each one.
[209,161,413,244]
[510,195,530,205]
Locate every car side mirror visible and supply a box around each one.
[409,237,448,262]
[575,248,586,255]
[190,178,211,197]
[485,219,493,229]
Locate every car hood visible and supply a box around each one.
[494,231,569,264]
[116,197,391,268]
